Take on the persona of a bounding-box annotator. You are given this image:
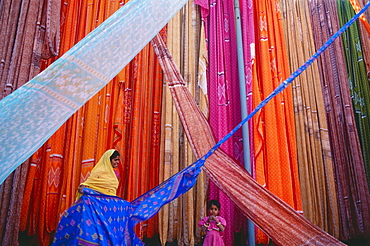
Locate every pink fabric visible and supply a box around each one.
[152,33,345,246]
[240,0,256,177]
[196,0,246,244]
[198,216,227,246]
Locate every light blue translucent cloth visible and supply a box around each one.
[0,0,188,184]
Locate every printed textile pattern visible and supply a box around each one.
[151,33,346,245]
[54,155,203,245]
[280,0,340,238]
[196,0,246,245]
[0,0,190,185]
[53,189,138,246]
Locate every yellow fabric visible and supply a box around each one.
[76,149,119,201]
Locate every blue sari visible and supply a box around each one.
[53,158,203,245]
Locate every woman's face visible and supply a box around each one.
[111,156,121,168]
[209,204,219,216]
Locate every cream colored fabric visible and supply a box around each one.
[280,0,340,238]
[159,1,208,245]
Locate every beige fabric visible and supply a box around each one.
[158,1,208,245]
[280,0,340,238]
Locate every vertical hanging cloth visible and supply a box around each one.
[151,33,345,245]
[195,0,246,245]
[309,0,370,240]
[280,0,340,238]
[337,0,370,190]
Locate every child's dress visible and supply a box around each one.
[198,216,226,246]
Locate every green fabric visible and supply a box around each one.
[337,0,370,188]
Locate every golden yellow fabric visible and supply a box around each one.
[76,149,119,201]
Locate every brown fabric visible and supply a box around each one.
[0,0,60,245]
[151,33,345,246]
[0,163,29,245]
[309,0,370,241]
[158,2,208,245]
[280,0,340,238]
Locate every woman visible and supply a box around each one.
[75,149,121,201]
[53,149,202,245]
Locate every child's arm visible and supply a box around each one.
[215,219,225,231]
[198,217,210,232]
[215,216,226,232]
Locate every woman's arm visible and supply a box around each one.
[78,185,86,194]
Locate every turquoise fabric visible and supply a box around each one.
[0,0,189,184]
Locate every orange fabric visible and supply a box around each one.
[113,44,163,238]
[21,0,163,243]
[252,0,302,243]
[348,0,370,35]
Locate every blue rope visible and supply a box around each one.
[201,1,370,161]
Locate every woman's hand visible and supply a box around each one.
[78,185,85,194]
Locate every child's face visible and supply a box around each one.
[209,204,219,216]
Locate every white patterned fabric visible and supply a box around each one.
[0,0,188,184]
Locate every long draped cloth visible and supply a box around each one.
[19,1,164,244]
[0,0,191,185]
[151,34,345,245]
[251,0,303,243]
[53,153,203,246]
[195,0,246,245]
[20,2,123,245]
[309,0,370,240]
[280,0,340,238]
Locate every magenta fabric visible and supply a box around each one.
[195,0,246,244]
[198,216,227,246]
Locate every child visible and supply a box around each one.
[198,199,226,246]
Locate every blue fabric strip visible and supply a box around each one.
[0,0,189,185]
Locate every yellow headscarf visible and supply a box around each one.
[76,149,119,201]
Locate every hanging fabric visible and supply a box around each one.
[151,33,346,245]
[158,1,209,245]
[309,0,370,240]
[337,0,370,189]
[19,1,165,244]
[194,0,247,244]
[250,0,302,243]
[280,0,340,238]
[0,0,61,245]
